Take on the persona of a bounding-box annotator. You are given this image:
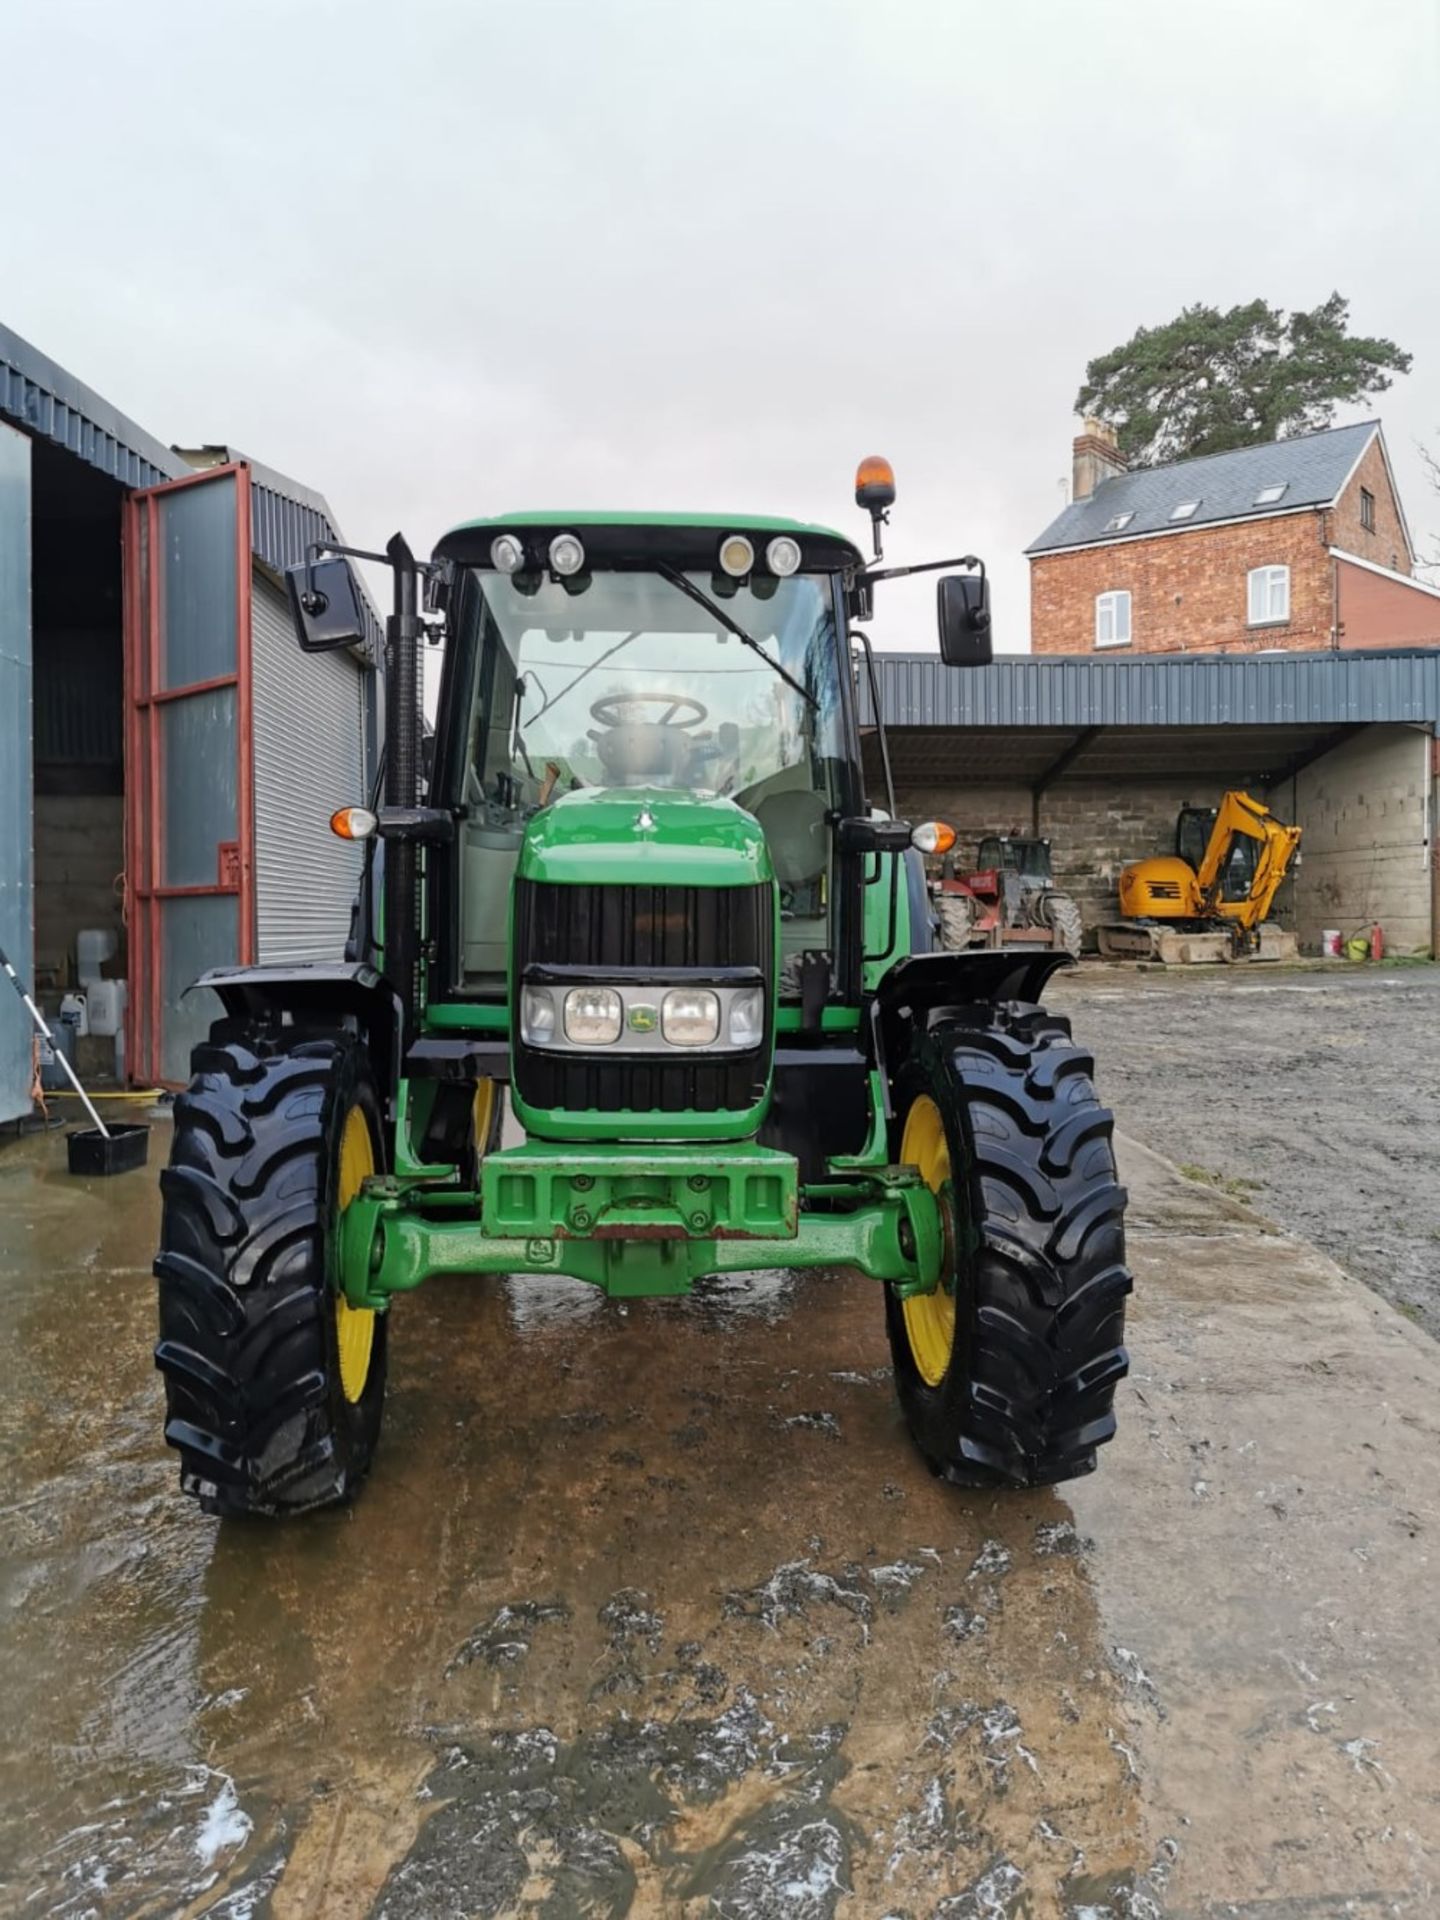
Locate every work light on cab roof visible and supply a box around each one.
[162,448,1133,1534]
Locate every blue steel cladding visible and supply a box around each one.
[0,420,33,1123]
[861,651,1440,732]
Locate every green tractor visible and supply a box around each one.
[153,460,1129,1516]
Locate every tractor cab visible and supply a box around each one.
[428,517,859,1010]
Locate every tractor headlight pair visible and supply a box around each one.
[520,983,764,1051]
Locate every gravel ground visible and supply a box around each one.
[1051,961,1440,1336]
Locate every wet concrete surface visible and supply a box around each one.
[1052,963,1440,1336]
[2,1106,1439,1917]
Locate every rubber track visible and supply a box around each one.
[903,1006,1131,1487]
[153,1030,369,1515]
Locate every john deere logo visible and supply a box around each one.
[628,1003,658,1034]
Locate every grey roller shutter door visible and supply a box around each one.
[251,573,367,966]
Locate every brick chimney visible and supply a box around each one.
[1071,416,1126,501]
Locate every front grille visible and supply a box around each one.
[1148,881,1183,900]
[513,879,773,1115]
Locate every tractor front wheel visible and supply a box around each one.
[886,1005,1130,1487]
[154,1022,389,1517]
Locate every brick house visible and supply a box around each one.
[1028,418,1440,656]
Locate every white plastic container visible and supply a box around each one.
[1321,929,1342,959]
[76,928,118,985]
[59,991,89,1039]
[87,979,128,1039]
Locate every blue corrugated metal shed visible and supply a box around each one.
[862,649,1440,731]
[0,321,184,490]
[0,325,380,647]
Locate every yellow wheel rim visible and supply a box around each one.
[335,1104,376,1404]
[899,1095,957,1388]
[473,1079,497,1170]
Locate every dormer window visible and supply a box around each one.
[1169,500,1201,522]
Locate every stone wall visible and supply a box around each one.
[1287,724,1432,955]
[32,793,125,988]
[890,773,1239,941]
[884,727,1433,954]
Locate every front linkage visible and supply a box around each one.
[338,1138,948,1305]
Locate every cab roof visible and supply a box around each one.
[435,511,863,571]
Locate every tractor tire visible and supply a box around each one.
[1043,892,1084,957]
[935,894,976,952]
[153,1021,389,1517]
[885,1004,1130,1488]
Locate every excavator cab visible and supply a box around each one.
[1175,807,1256,905]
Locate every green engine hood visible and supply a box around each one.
[518,787,774,888]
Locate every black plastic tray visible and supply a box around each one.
[67,1123,151,1176]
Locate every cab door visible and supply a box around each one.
[124,464,254,1085]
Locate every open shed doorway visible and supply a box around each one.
[29,438,127,1066]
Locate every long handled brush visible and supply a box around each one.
[0,941,112,1140]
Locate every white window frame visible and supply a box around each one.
[1095,589,1132,648]
[1247,564,1290,625]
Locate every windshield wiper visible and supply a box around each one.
[655,564,817,710]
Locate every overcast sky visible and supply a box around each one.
[3,0,1436,678]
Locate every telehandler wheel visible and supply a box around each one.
[886,1005,1130,1488]
[1044,893,1084,958]
[153,1022,389,1517]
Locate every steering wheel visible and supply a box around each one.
[590,692,709,730]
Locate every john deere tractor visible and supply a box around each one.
[153,460,1130,1516]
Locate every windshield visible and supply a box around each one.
[458,569,845,810]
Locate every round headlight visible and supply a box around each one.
[564,986,622,1045]
[718,534,755,578]
[662,989,721,1047]
[549,533,586,577]
[765,535,801,577]
[491,534,526,574]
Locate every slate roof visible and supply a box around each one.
[1027,419,1379,555]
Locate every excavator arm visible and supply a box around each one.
[1197,790,1303,931]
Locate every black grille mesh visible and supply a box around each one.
[513,880,773,1114]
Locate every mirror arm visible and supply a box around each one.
[301,540,441,615]
[864,555,983,586]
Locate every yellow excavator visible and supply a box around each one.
[1098,789,1302,963]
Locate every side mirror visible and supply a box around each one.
[937,572,992,667]
[286,556,367,653]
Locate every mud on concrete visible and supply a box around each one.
[2,1086,1439,1914]
[1054,961,1440,1336]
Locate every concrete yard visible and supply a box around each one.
[1053,961,1440,1337]
[3,1014,1440,1917]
